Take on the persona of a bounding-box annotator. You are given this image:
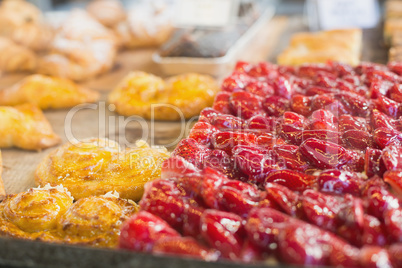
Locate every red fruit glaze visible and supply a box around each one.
[265,170,316,192]
[230,91,263,119]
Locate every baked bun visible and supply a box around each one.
[0,74,99,109]
[108,72,219,120]
[35,138,170,200]
[0,37,37,73]
[0,186,138,248]
[87,0,126,28]
[0,104,61,150]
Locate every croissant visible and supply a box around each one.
[87,0,126,28]
[0,37,37,73]
[35,138,170,201]
[0,74,100,109]
[0,151,5,200]
[108,72,219,120]
[0,185,138,248]
[0,104,61,150]
[0,0,53,51]
[38,10,117,81]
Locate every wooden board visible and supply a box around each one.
[0,16,289,196]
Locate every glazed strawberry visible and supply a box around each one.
[337,195,365,230]
[153,237,218,261]
[298,63,334,78]
[161,156,201,180]
[234,61,253,73]
[343,74,360,85]
[172,138,210,169]
[119,211,180,252]
[263,95,290,116]
[361,215,388,246]
[389,243,402,267]
[373,127,402,149]
[140,179,186,231]
[245,115,276,132]
[245,208,296,251]
[291,94,313,116]
[189,122,219,148]
[365,186,400,219]
[359,246,393,268]
[240,240,265,263]
[255,133,277,148]
[342,130,373,150]
[366,69,400,83]
[265,183,300,216]
[230,91,263,119]
[200,209,244,259]
[211,114,244,130]
[370,110,396,130]
[301,190,341,231]
[299,130,342,145]
[334,92,370,117]
[212,131,257,156]
[355,62,388,75]
[383,208,402,243]
[283,111,308,129]
[309,109,337,131]
[279,123,303,145]
[247,62,277,78]
[388,61,402,75]
[299,138,354,169]
[203,149,242,180]
[274,76,293,99]
[317,169,363,196]
[232,145,277,177]
[339,114,369,132]
[368,79,393,99]
[212,91,232,114]
[377,95,401,118]
[364,148,386,178]
[329,243,361,267]
[265,170,316,192]
[384,170,402,198]
[220,182,260,218]
[305,85,338,96]
[182,204,205,239]
[315,73,337,88]
[381,145,402,171]
[389,83,402,102]
[221,73,249,92]
[245,80,274,97]
[328,61,355,77]
[274,144,310,172]
[199,108,220,124]
[311,94,348,116]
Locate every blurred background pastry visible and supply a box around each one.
[0,37,37,74]
[87,0,126,28]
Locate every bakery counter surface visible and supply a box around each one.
[0,15,389,268]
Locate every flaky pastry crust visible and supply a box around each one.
[0,186,138,248]
[87,0,126,28]
[0,104,61,150]
[0,37,37,73]
[0,74,100,109]
[108,72,219,120]
[35,138,170,201]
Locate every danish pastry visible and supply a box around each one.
[0,37,37,73]
[0,104,61,150]
[0,185,138,248]
[0,151,5,200]
[113,2,173,48]
[0,0,53,51]
[0,74,100,109]
[38,10,117,81]
[277,29,362,66]
[108,72,219,120]
[87,0,126,28]
[35,138,170,200]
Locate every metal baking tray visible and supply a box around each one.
[152,7,276,77]
[0,236,296,268]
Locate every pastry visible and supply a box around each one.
[384,18,402,45]
[0,0,53,51]
[38,10,118,81]
[0,74,100,109]
[113,2,173,48]
[87,0,126,28]
[0,185,138,248]
[0,151,5,200]
[0,37,37,73]
[119,61,402,266]
[35,138,170,201]
[385,0,402,19]
[0,104,61,150]
[277,29,362,66]
[108,72,219,120]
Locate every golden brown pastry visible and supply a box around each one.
[385,0,402,19]
[385,18,402,45]
[0,74,100,109]
[113,3,173,48]
[0,0,53,51]
[0,151,5,200]
[38,10,118,81]
[277,29,362,66]
[0,37,37,73]
[35,138,170,201]
[0,104,61,150]
[87,0,126,28]
[108,72,219,120]
[0,185,138,248]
